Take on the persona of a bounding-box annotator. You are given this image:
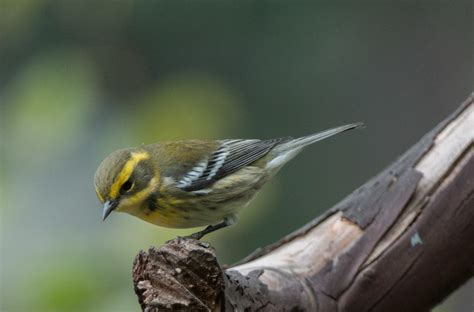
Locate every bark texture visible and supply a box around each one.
[133,93,474,312]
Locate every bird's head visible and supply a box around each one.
[94,148,157,220]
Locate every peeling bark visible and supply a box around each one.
[133,93,474,311]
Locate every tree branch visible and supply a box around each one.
[132,93,474,311]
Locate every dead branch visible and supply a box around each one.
[133,93,474,312]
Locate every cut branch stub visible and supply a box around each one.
[133,238,225,311]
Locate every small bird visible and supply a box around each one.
[94,123,362,239]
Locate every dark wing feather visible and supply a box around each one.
[179,138,288,192]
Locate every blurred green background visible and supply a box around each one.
[1,1,473,311]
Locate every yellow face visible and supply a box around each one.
[94,149,158,220]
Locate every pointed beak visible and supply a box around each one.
[102,200,118,221]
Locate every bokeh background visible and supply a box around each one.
[1,1,473,311]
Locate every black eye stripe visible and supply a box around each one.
[134,162,153,182]
[116,160,153,196]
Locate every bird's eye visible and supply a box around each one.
[120,179,133,193]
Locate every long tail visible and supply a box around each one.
[266,122,364,169]
[283,122,363,151]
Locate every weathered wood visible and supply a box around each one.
[133,93,474,311]
[341,149,474,311]
[133,239,225,311]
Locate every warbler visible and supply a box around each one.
[94,123,362,239]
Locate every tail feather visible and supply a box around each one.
[284,122,364,151]
[266,122,363,170]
